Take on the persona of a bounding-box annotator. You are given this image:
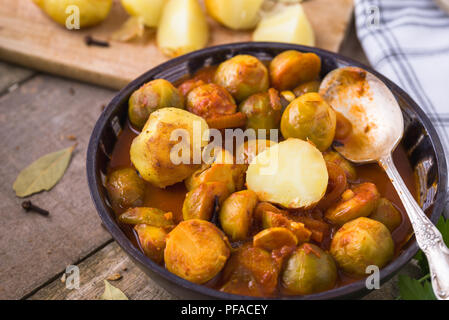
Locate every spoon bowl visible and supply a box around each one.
[320,66,449,300]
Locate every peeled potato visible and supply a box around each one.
[246,138,328,208]
[32,0,112,28]
[121,0,166,27]
[205,0,264,30]
[157,0,209,57]
[130,108,209,188]
[253,4,315,46]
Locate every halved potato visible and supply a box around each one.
[130,108,209,188]
[246,138,328,208]
[253,3,315,46]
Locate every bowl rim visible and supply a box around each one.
[87,42,448,300]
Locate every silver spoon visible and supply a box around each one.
[319,66,449,300]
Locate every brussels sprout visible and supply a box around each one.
[330,217,394,276]
[33,0,112,27]
[293,80,321,97]
[214,55,269,102]
[219,190,258,241]
[269,50,321,91]
[282,243,337,295]
[185,164,236,193]
[130,108,209,188]
[135,224,167,263]
[164,219,230,284]
[128,79,184,130]
[325,182,380,225]
[186,83,237,119]
[182,182,231,221]
[280,93,336,151]
[323,151,357,181]
[220,245,278,297]
[253,227,297,251]
[106,168,145,209]
[119,207,174,228]
[239,88,282,131]
[370,198,402,232]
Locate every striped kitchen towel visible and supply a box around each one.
[354,0,449,217]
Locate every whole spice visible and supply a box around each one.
[22,200,49,216]
[84,35,110,47]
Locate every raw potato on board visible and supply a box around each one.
[157,0,209,57]
[32,0,113,28]
[121,0,166,27]
[205,0,264,30]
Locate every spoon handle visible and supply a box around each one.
[380,154,449,300]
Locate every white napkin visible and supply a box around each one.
[354,0,449,217]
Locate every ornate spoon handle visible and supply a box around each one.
[380,154,449,300]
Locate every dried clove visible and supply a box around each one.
[21,200,49,216]
[84,35,110,47]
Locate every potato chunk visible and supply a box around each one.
[219,190,259,241]
[164,219,230,284]
[135,224,167,264]
[130,108,209,188]
[246,138,328,208]
[157,0,209,57]
[205,0,264,30]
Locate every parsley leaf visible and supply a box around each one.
[398,275,436,300]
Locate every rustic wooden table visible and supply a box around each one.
[0,17,422,300]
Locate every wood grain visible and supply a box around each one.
[29,241,175,300]
[0,0,354,90]
[0,74,114,299]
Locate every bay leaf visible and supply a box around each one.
[100,280,129,300]
[13,145,76,198]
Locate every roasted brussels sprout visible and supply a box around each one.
[135,224,167,263]
[280,93,336,151]
[185,164,236,193]
[164,219,230,284]
[214,55,269,102]
[330,217,394,276]
[130,108,209,188]
[236,139,277,165]
[282,243,337,295]
[325,182,380,225]
[128,79,184,130]
[293,80,321,97]
[220,245,278,297]
[269,50,321,91]
[182,182,230,221]
[219,190,258,241]
[106,168,145,209]
[247,139,329,209]
[186,83,237,120]
[32,0,112,27]
[239,88,282,131]
[323,151,357,181]
[119,207,174,228]
[253,227,297,251]
[370,198,402,232]
[178,79,206,98]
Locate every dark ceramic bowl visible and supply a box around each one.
[87,42,447,300]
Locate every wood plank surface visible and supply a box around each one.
[0,74,115,299]
[0,0,354,90]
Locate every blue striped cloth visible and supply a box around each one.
[354,0,449,218]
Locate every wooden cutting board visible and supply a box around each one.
[0,0,354,90]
